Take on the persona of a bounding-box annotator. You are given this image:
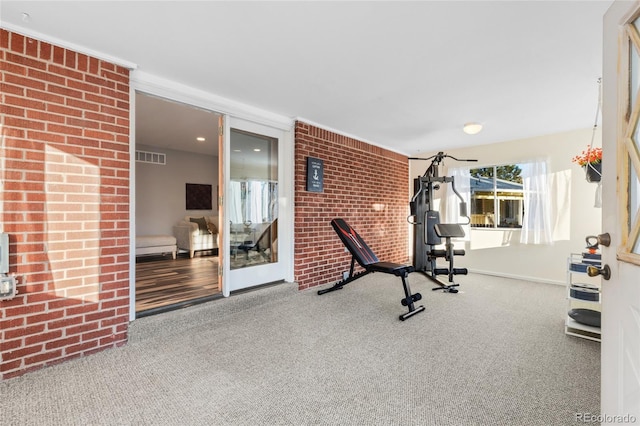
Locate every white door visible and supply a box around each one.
[602,2,640,422]
[221,117,287,295]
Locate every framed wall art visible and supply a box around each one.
[185,183,213,210]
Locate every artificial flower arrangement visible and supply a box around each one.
[572,145,602,183]
[572,145,602,167]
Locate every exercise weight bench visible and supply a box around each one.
[318,218,425,321]
[429,223,468,293]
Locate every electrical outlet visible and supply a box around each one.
[0,275,17,301]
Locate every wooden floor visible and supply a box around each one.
[135,254,220,314]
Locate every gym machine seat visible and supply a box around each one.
[317,218,425,321]
[431,223,468,291]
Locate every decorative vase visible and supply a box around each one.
[584,162,602,183]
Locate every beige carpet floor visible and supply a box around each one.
[0,272,599,425]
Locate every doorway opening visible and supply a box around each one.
[134,92,222,316]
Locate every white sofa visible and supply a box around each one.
[173,216,219,258]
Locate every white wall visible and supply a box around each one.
[136,144,218,236]
[409,127,603,284]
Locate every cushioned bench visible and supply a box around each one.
[135,235,177,259]
[317,218,425,321]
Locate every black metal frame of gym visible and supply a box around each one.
[408,152,476,292]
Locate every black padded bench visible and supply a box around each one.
[429,223,468,290]
[434,223,465,240]
[318,218,425,321]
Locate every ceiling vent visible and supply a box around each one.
[136,150,166,165]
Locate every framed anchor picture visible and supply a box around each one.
[306,157,324,193]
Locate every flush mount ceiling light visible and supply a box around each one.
[463,122,483,135]
[196,137,206,142]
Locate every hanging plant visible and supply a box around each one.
[572,145,602,183]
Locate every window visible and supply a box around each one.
[469,165,523,228]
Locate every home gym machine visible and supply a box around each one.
[408,152,476,292]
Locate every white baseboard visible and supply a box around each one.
[469,269,565,286]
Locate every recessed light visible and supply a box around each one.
[253,148,261,152]
[463,122,483,135]
[196,137,206,142]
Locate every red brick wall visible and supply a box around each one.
[294,121,410,290]
[0,30,130,379]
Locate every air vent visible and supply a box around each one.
[136,150,166,165]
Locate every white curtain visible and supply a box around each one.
[248,181,263,223]
[444,167,471,239]
[229,181,243,224]
[229,180,278,225]
[520,159,553,245]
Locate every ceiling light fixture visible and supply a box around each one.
[463,122,483,135]
[253,148,261,152]
[196,137,206,142]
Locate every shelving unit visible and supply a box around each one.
[565,253,602,342]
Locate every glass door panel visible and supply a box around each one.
[223,118,286,294]
[629,19,640,255]
[631,19,640,107]
[632,163,640,253]
[229,129,278,269]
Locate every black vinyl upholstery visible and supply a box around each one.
[320,218,424,321]
[434,223,465,238]
[237,219,277,260]
[331,218,414,275]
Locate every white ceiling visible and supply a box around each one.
[135,93,221,156]
[0,1,612,156]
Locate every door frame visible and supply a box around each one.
[128,71,294,320]
[602,0,640,420]
[221,117,294,296]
